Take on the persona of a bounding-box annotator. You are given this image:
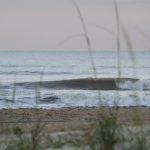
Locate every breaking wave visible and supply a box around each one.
[16,77,150,91]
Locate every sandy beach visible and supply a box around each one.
[0,106,149,133]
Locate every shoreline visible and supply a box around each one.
[0,106,150,133]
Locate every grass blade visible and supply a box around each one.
[122,26,136,65]
[114,0,121,79]
[55,33,84,49]
[72,0,97,78]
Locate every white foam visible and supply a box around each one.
[1,89,150,109]
[119,79,150,90]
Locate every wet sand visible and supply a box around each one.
[0,106,149,133]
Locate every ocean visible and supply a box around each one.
[0,50,150,109]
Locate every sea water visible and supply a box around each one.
[0,50,150,108]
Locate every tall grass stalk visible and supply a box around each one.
[113,0,122,111]
[72,0,97,78]
[121,26,142,125]
[114,0,121,79]
[35,67,45,104]
[122,27,136,68]
[35,84,40,104]
[12,77,17,103]
[55,24,116,50]
[71,0,107,111]
[89,24,116,37]
[55,33,84,49]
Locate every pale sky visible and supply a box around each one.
[0,0,150,51]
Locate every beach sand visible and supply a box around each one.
[0,106,149,133]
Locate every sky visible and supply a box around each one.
[0,0,150,51]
